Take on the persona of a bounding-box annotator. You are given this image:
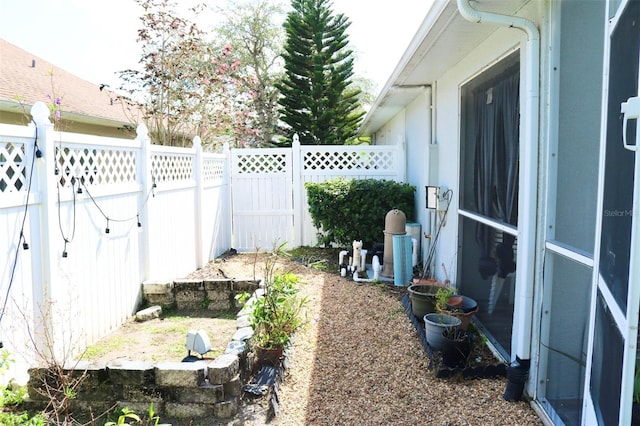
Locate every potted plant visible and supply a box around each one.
[407,281,443,319]
[247,250,308,365]
[423,312,461,351]
[435,286,478,330]
[441,327,472,368]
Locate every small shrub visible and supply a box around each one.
[305,178,416,248]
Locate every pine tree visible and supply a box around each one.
[277,0,364,145]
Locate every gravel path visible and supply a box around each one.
[217,253,544,425]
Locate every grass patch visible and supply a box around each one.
[287,246,342,272]
[83,336,136,360]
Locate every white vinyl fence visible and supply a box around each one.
[0,103,405,383]
[230,136,406,251]
[0,102,231,382]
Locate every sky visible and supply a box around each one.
[0,0,434,94]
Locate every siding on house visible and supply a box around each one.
[0,38,136,137]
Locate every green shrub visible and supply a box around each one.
[305,178,416,248]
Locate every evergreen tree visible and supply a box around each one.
[277,0,364,145]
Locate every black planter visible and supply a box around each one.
[503,358,530,402]
[441,329,472,368]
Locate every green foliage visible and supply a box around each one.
[215,0,286,146]
[305,178,416,247]
[118,0,251,148]
[435,286,457,312]
[0,350,46,426]
[276,0,364,145]
[105,403,170,425]
[0,411,46,426]
[249,246,308,350]
[106,407,141,426]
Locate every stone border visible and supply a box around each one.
[26,279,266,424]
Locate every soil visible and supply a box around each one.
[83,251,268,364]
[83,248,497,368]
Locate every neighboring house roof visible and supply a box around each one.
[0,38,135,130]
[360,0,528,136]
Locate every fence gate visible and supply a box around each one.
[230,147,295,252]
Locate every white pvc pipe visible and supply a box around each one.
[411,238,418,267]
[456,0,540,361]
[353,255,382,282]
[339,250,348,265]
[360,249,368,271]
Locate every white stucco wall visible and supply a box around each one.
[425,27,527,285]
[374,90,433,265]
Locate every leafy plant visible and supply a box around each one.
[305,178,416,248]
[248,245,308,350]
[251,272,307,350]
[0,350,46,426]
[435,286,458,312]
[105,403,170,426]
[106,407,141,426]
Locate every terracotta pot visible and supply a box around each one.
[439,295,479,330]
[255,344,284,366]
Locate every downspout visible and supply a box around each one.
[456,0,540,366]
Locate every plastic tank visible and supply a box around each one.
[382,209,406,278]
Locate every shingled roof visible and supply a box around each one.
[0,38,135,130]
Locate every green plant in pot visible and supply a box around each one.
[435,286,460,312]
[436,286,477,330]
[248,248,308,365]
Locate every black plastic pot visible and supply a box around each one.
[503,358,530,402]
[441,329,472,368]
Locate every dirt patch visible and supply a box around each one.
[83,252,269,365]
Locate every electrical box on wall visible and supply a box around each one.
[426,186,439,209]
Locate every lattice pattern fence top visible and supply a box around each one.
[152,153,194,182]
[0,140,27,193]
[234,152,288,174]
[203,157,225,182]
[303,149,395,171]
[56,146,137,188]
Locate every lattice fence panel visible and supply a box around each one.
[152,154,194,182]
[234,152,288,174]
[303,149,395,171]
[0,141,27,193]
[203,157,225,182]
[55,146,137,187]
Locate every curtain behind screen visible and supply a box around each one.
[473,66,520,279]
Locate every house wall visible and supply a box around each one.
[0,109,135,138]
[373,91,433,266]
[375,110,406,147]
[431,28,526,285]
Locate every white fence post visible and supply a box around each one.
[193,136,204,269]
[292,135,302,247]
[137,124,152,281]
[223,143,234,250]
[30,101,56,359]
